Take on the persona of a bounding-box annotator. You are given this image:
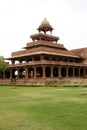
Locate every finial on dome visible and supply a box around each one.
[41,18,51,27]
[37,18,54,34]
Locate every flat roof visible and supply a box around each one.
[6,51,83,60]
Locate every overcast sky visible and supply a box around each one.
[0,0,87,58]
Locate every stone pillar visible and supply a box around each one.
[51,66,53,78]
[17,68,19,79]
[73,68,75,77]
[32,57,34,62]
[58,66,62,78]
[10,69,12,79]
[42,66,46,78]
[19,60,22,64]
[78,68,80,77]
[34,66,36,78]
[40,55,44,60]
[12,60,15,64]
[83,68,85,77]
[25,67,28,79]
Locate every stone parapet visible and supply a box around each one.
[8,60,86,68]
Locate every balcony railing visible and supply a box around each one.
[9,60,86,68]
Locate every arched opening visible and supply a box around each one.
[80,68,84,77]
[75,68,79,77]
[34,56,40,61]
[64,58,68,62]
[45,66,51,77]
[44,56,50,60]
[53,67,58,77]
[61,67,66,77]
[52,57,57,61]
[28,57,32,62]
[12,69,17,78]
[19,68,25,78]
[0,71,3,79]
[36,67,43,77]
[68,68,73,77]
[28,67,34,78]
[5,69,10,79]
[69,59,73,62]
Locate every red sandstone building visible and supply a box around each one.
[0,18,87,84]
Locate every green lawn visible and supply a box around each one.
[0,86,87,130]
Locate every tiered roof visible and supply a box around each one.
[7,18,84,61]
[31,18,59,43]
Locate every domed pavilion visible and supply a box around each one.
[0,18,87,85]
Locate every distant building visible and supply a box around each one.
[0,18,87,84]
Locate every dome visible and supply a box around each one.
[37,18,53,33]
[39,18,52,28]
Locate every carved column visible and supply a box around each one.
[17,68,19,79]
[25,67,28,79]
[40,55,44,60]
[58,66,62,78]
[42,66,46,78]
[78,68,80,77]
[10,69,12,79]
[51,66,53,78]
[12,60,15,64]
[34,66,36,78]
[19,60,22,64]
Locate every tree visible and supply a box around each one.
[0,56,8,71]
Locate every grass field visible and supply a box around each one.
[0,86,87,130]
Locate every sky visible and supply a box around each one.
[0,0,87,58]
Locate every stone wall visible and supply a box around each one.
[0,78,87,86]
